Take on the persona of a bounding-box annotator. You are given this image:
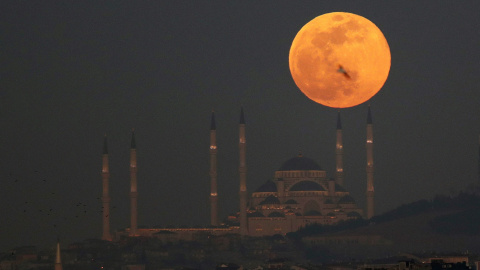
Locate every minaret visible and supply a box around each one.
[209,111,219,226]
[101,135,112,241]
[239,107,248,235]
[478,136,480,184]
[129,130,138,236]
[366,106,375,219]
[55,240,63,270]
[335,111,344,186]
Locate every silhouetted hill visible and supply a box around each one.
[290,192,480,256]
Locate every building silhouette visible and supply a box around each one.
[109,107,374,239]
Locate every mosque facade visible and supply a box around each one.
[244,154,363,236]
[107,107,373,239]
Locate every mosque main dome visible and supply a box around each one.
[278,154,322,171]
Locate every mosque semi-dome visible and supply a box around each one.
[255,180,277,192]
[284,199,298,204]
[259,195,280,205]
[248,211,265,218]
[338,195,356,204]
[278,155,322,171]
[289,181,325,191]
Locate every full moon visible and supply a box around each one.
[289,12,391,108]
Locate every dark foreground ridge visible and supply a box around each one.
[4,191,480,269]
[292,191,480,238]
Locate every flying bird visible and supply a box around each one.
[337,65,351,79]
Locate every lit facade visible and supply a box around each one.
[245,154,363,236]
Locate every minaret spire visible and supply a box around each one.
[210,110,217,130]
[335,111,344,186]
[55,239,63,270]
[103,135,108,155]
[209,110,219,226]
[129,129,138,236]
[239,107,248,235]
[240,107,245,125]
[101,135,112,241]
[366,106,375,219]
[367,105,373,124]
[337,111,342,130]
[478,135,480,183]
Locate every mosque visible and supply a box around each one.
[100,107,375,240]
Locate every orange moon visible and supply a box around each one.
[289,12,391,108]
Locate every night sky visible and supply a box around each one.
[2,1,480,251]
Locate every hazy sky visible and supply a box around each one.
[1,1,480,251]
